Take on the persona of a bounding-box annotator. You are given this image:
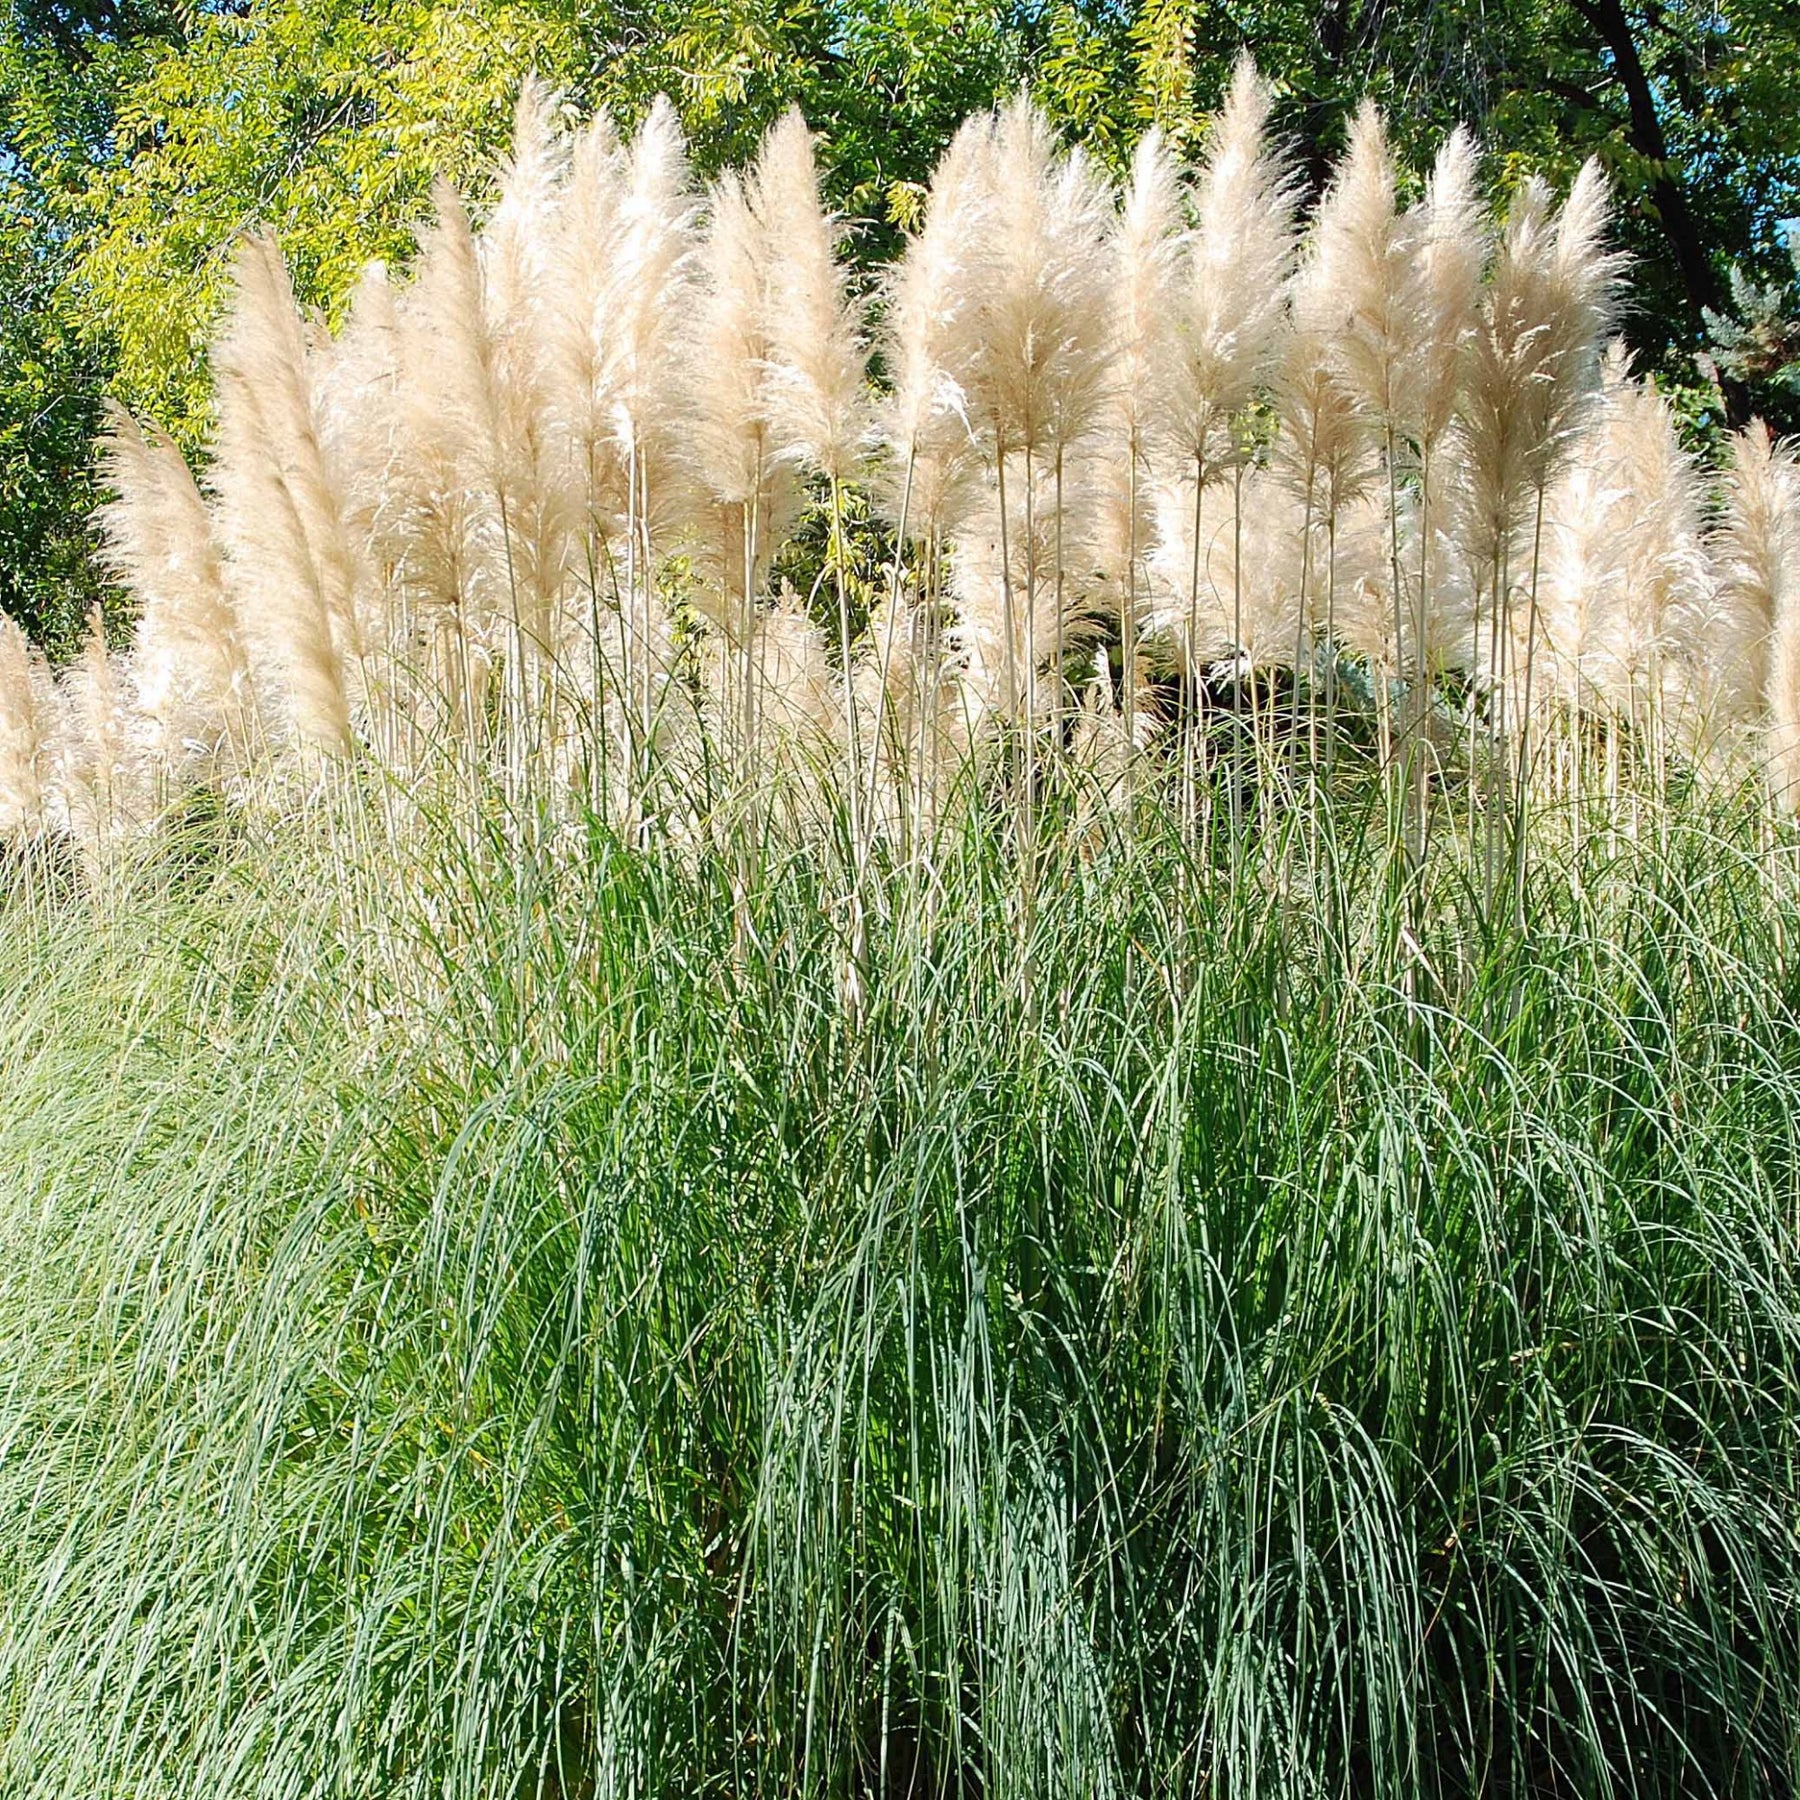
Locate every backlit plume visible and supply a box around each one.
[11,66,1800,870]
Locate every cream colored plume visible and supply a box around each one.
[878,114,994,539]
[855,591,967,831]
[686,171,775,512]
[756,108,869,483]
[52,608,142,848]
[1413,128,1486,455]
[1702,424,1800,800]
[752,587,843,759]
[1300,102,1426,437]
[1458,164,1622,618]
[210,233,357,753]
[306,261,407,723]
[1276,249,1379,671]
[1590,373,1708,726]
[480,80,579,657]
[1331,490,1473,675]
[1164,54,1297,469]
[386,186,494,670]
[600,97,696,537]
[1485,356,1704,743]
[1088,129,1182,642]
[1701,425,1797,752]
[545,94,696,552]
[947,463,1103,727]
[677,168,806,671]
[955,97,1114,462]
[612,98,696,445]
[544,105,632,531]
[1143,466,1311,674]
[0,613,52,835]
[96,404,251,764]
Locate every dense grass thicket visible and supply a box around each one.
[3,765,1800,1797]
[7,53,1800,1800]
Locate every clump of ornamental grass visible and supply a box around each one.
[4,755,1800,1798]
[11,80,1800,1788]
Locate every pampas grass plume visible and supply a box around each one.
[211,233,355,752]
[687,171,774,513]
[1304,101,1425,435]
[879,114,994,536]
[756,108,869,483]
[961,96,1113,459]
[1165,53,1296,464]
[98,404,250,763]
[1711,423,1800,797]
[1415,127,1486,452]
[0,613,51,835]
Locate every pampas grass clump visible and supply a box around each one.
[13,68,1800,1800]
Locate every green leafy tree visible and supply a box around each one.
[1704,224,1800,428]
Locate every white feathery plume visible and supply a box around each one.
[392,180,514,738]
[308,261,404,733]
[480,79,577,670]
[686,171,774,519]
[1703,423,1799,756]
[1529,409,1624,720]
[573,97,697,785]
[608,98,696,477]
[957,97,1114,464]
[868,115,994,819]
[1305,105,1469,816]
[878,113,994,542]
[947,459,1104,730]
[681,168,801,585]
[1693,422,1800,797]
[590,94,702,572]
[1332,489,1473,674]
[210,232,356,753]
[1457,162,1622,713]
[96,403,251,765]
[52,607,141,848]
[1590,371,1709,732]
[756,108,869,484]
[1143,465,1309,675]
[752,108,871,838]
[752,585,843,761]
[482,77,566,333]
[1091,127,1182,742]
[1414,129,1486,459]
[1275,251,1378,686]
[1404,127,1487,701]
[1160,50,1296,811]
[681,161,801,775]
[0,613,51,836]
[1765,433,1800,805]
[546,105,630,538]
[1303,102,1426,439]
[1163,54,1297,472]
[949,97,1113,732]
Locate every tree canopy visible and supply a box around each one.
[5,0,1799,651]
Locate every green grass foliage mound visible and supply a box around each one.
[3,785,1800,1797]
